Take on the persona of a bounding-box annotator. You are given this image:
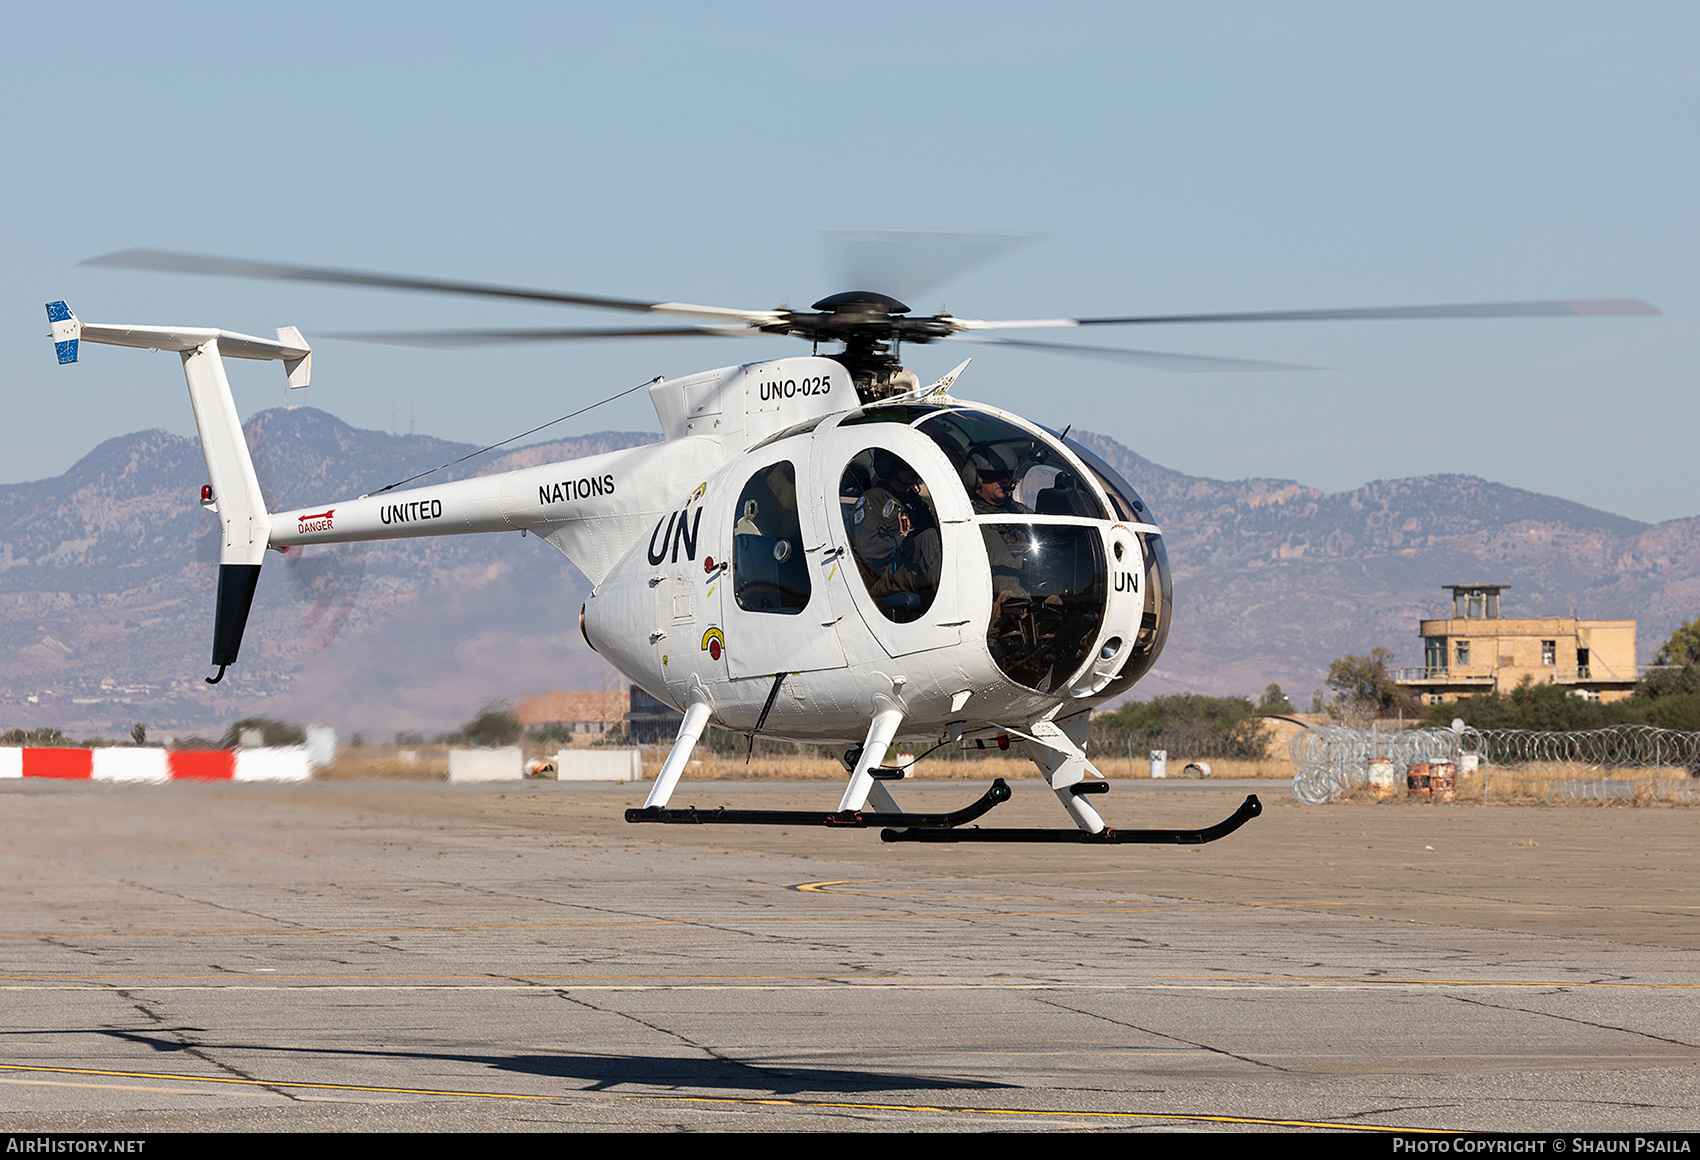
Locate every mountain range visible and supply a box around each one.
[1071,432,1697,702]
[2,407,1693,738]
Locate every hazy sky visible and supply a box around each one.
[5,3,1695,521]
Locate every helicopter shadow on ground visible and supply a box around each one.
[40,1028,1014,1097]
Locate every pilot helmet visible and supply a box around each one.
[963,444,1019,489]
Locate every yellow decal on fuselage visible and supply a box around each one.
[700,626,725,661]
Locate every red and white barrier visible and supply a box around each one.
[0,746,311,782]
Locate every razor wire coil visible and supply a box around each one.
[1291,723,1700,804]
[1290,726,1460,804]
[1462,724,1700,774]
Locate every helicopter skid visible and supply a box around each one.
[880,793,1262,844]
[626,781,1262,848]
[626,778,1012,829]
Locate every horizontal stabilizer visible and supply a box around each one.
[44,303,311,387]
[78,322,311,362]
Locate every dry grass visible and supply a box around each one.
[637,749,1298,782]
[1480,765,1700,805]
[316,746,451,781]
[637,750,1038,782]
[316,742,1299,784]
[1487,760,1691,781]
[1335,764,1700,806]
[314,743,1696,805]
[1109,755,1297,781]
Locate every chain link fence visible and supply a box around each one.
[1086,723,1274,778]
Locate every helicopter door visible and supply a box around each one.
[814,434,969,658]
[718,454,847,679]
[640,491,713,706]
[656,565,698,703]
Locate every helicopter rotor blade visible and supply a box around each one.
[824,229,1036,304]
[80,249,784,326]
[327,325,754,348]
[945,335,1320,373]
[954,297,1660,331]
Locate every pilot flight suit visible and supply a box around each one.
[851,484,940,601]
[972,483,1024,597]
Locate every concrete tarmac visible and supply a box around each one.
[1,775,1697,1133]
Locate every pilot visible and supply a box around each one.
[964,447,1028,612]
[966,446,1023,515]
[887,457,936,538]
[851,454,940,601]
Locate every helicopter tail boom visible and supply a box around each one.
[265,436,723,582]
[45,301,732,680]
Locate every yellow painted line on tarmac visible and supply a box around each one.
[2,975,1696,992]
[0,972,815,984]
[0,1063,1444,1132]
[0,1076,229,1096]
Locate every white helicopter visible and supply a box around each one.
[46,249,1657,843]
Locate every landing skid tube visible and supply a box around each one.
[626,778,1013,829]
[881,794,1263,844]
[625,780,1262,846]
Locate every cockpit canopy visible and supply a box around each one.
[777,399,1172,696]
[842,404,1110,519]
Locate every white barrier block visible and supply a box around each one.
[305,725,337,769]
[234,746,312,782]
[93,748,170,782]
[0,748,20,778]
[553,749,642,782]
[448,747,522,782]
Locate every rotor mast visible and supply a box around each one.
[764,291,948,403]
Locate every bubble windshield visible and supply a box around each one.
[981,522,1108,693]
[916,411,1108,519]
[1058,436,1159,525]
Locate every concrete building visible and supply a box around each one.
[515,686,689,746]
[1394,584,1638,705]
[512,688,627,745]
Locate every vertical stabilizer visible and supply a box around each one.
[181,341,270,567]
[43,308,309,683]
[209,564,263,683]
[180,340,271,683]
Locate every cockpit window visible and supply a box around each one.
[836,403,947,428]
[918,411,1107,519]
[733,461,810,615]
[746,416,828,453]
[1059,437,1157,525]
[981,522,1108,693]
[1021,464,1108,519]
[840,449,941,623]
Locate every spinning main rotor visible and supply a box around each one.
[83,246,1659,403]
